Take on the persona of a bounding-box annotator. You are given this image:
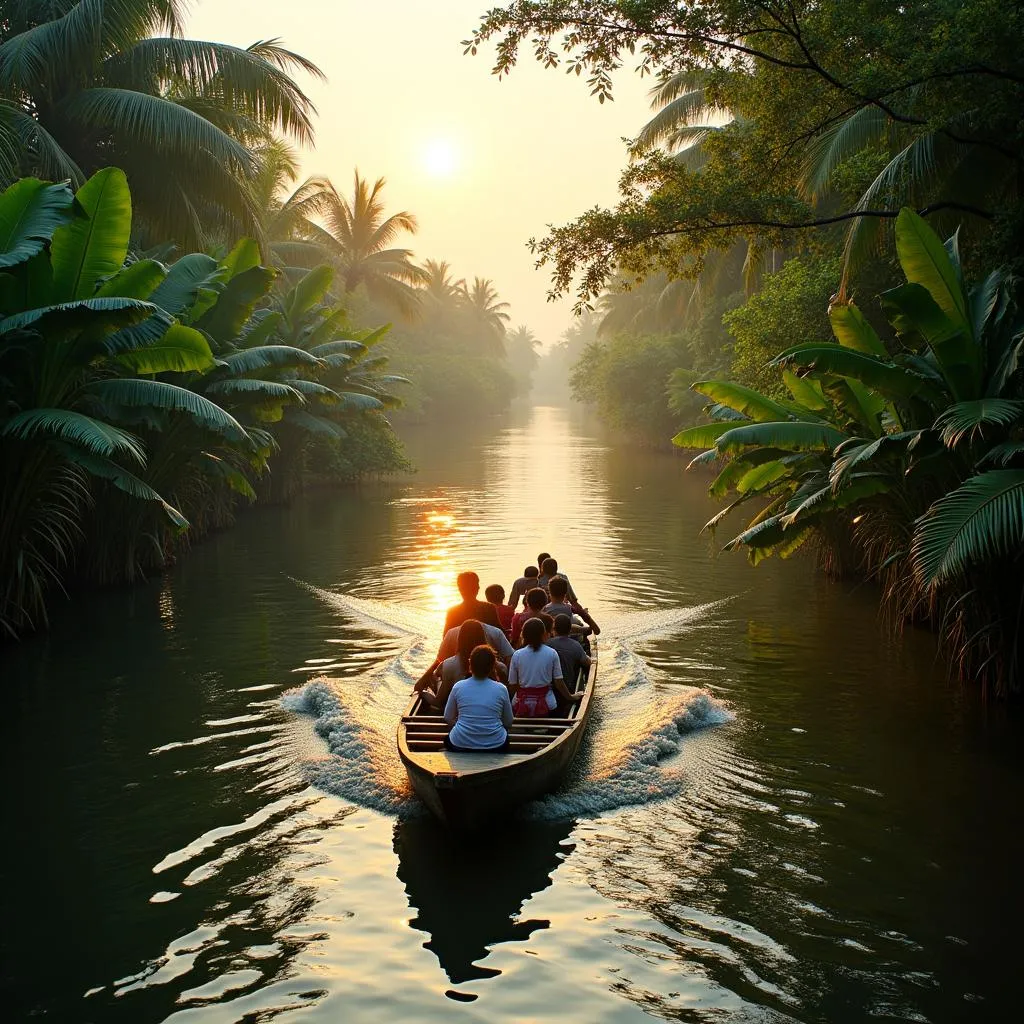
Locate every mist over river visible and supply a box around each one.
[4,405,1022,1022]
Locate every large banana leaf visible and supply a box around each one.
[50,168,132,302]
[772,343,939,403]
[691,380,798,422]
[195,265,277,343]
[0,178,75,269]
[95,259,166,299]
[714,420,847,454]
[829,431,922,487]
[2,408,145,464]
[149,253,220,315]
[204,379,305,403]
[828,300,888,357]
[220,237,261,282]
[82,379,250,442]
[302,307,349,349]
[673,421,745,449]
[217,345,322,375]
[911,470,1024,587]
[283,408,348,438]
[819,376,885,435]
[0,296,161,339]
[239,311,285,348]
[736,460,789,494]
[337,392,385,411]
[933,399,1024,449]
[782,370,829,412]
[894,208,970,337]
[309,339,367,359]
[114,324,216,374]
[881,283,980,400]
[54,444,189,528]
[284,264,333,323]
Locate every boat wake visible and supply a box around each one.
[281,582,734,820]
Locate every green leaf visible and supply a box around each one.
[204,378,304,402]
[337,392,384,411]
[220,237,261,281]
[114,323,216,374]
[736,460,789,494]
[933,399,1024,449]
[195,264,276,342]
[283,408,348,438]
[880,283,979,400]
[82,379,250,443]
[714,420,848,454]
[284,264,333,322]
[673,421,747,450]
[782,369,829,412]
[0,178,75,269]
[692,380,797,423]
[911,470,1024,587]
[2,408,145,464]
[149,253,221,315]
[0,296,160,339]
[894,208,969,336]
[50,168,132,302]
[829,432,922,488]
[828,300,888,357]
[773,343,940,404]
[54,444,189,528]
[96,259,166,299]
[218,345,322,375]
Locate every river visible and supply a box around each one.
[3,405,1023,1023]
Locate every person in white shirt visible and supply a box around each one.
[508,618,583,717]
[444,646,514,751]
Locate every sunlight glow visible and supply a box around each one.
[421,138,459,178]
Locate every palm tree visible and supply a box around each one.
[311,171,427,317]
[630,70,734,169]
[460,277,510,354]
[0,1,323,246]
[420,259,464,308]
[246,138,334,270]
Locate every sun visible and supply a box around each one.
[421,138,459,178]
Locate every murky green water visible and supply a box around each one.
[3,406,1023,1023]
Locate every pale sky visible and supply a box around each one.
[187,0,652,347]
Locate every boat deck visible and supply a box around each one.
[409,749,537,773]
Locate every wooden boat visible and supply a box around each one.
[398,642,597,829]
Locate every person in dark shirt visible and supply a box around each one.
[508,565,540,610]
[443,571,502,635]
[543,575,575,619]
[546,613,591,693]
[485,583,515,634]
[511,587,548,646]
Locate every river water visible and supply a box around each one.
[3,405,1023,1023]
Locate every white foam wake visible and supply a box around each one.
[282,581,736,820]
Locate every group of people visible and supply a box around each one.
[412,552,600,752]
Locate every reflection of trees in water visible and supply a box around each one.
[394,817,575,984]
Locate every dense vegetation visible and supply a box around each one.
[469,0,1024,692]
[0,1,535,639]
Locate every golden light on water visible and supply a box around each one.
[421,508,458,627]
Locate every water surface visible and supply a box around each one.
[3,406,1022,1022]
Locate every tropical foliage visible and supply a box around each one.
[0,169,407,638]
[0,0,323,247]
[673,211,1024,694]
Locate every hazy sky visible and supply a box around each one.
[187,0,652,346]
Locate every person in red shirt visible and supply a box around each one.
[485,583,514,635]
[443,571,502,635]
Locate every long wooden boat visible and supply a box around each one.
[398,642,597,829]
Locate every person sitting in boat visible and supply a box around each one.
[412,617,512,696]
[546,613,591,693]
[539,566,601,636]
[537,556,576,600]
[507,565,540,610]
[485,583,515,635]
[511,587,548,646]
[443,571,502,635]
[508,618,582,717]
[443,645,514,752]
[419,620,494,712]
[543,575,575,620]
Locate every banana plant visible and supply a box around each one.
[0,169,249,633]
